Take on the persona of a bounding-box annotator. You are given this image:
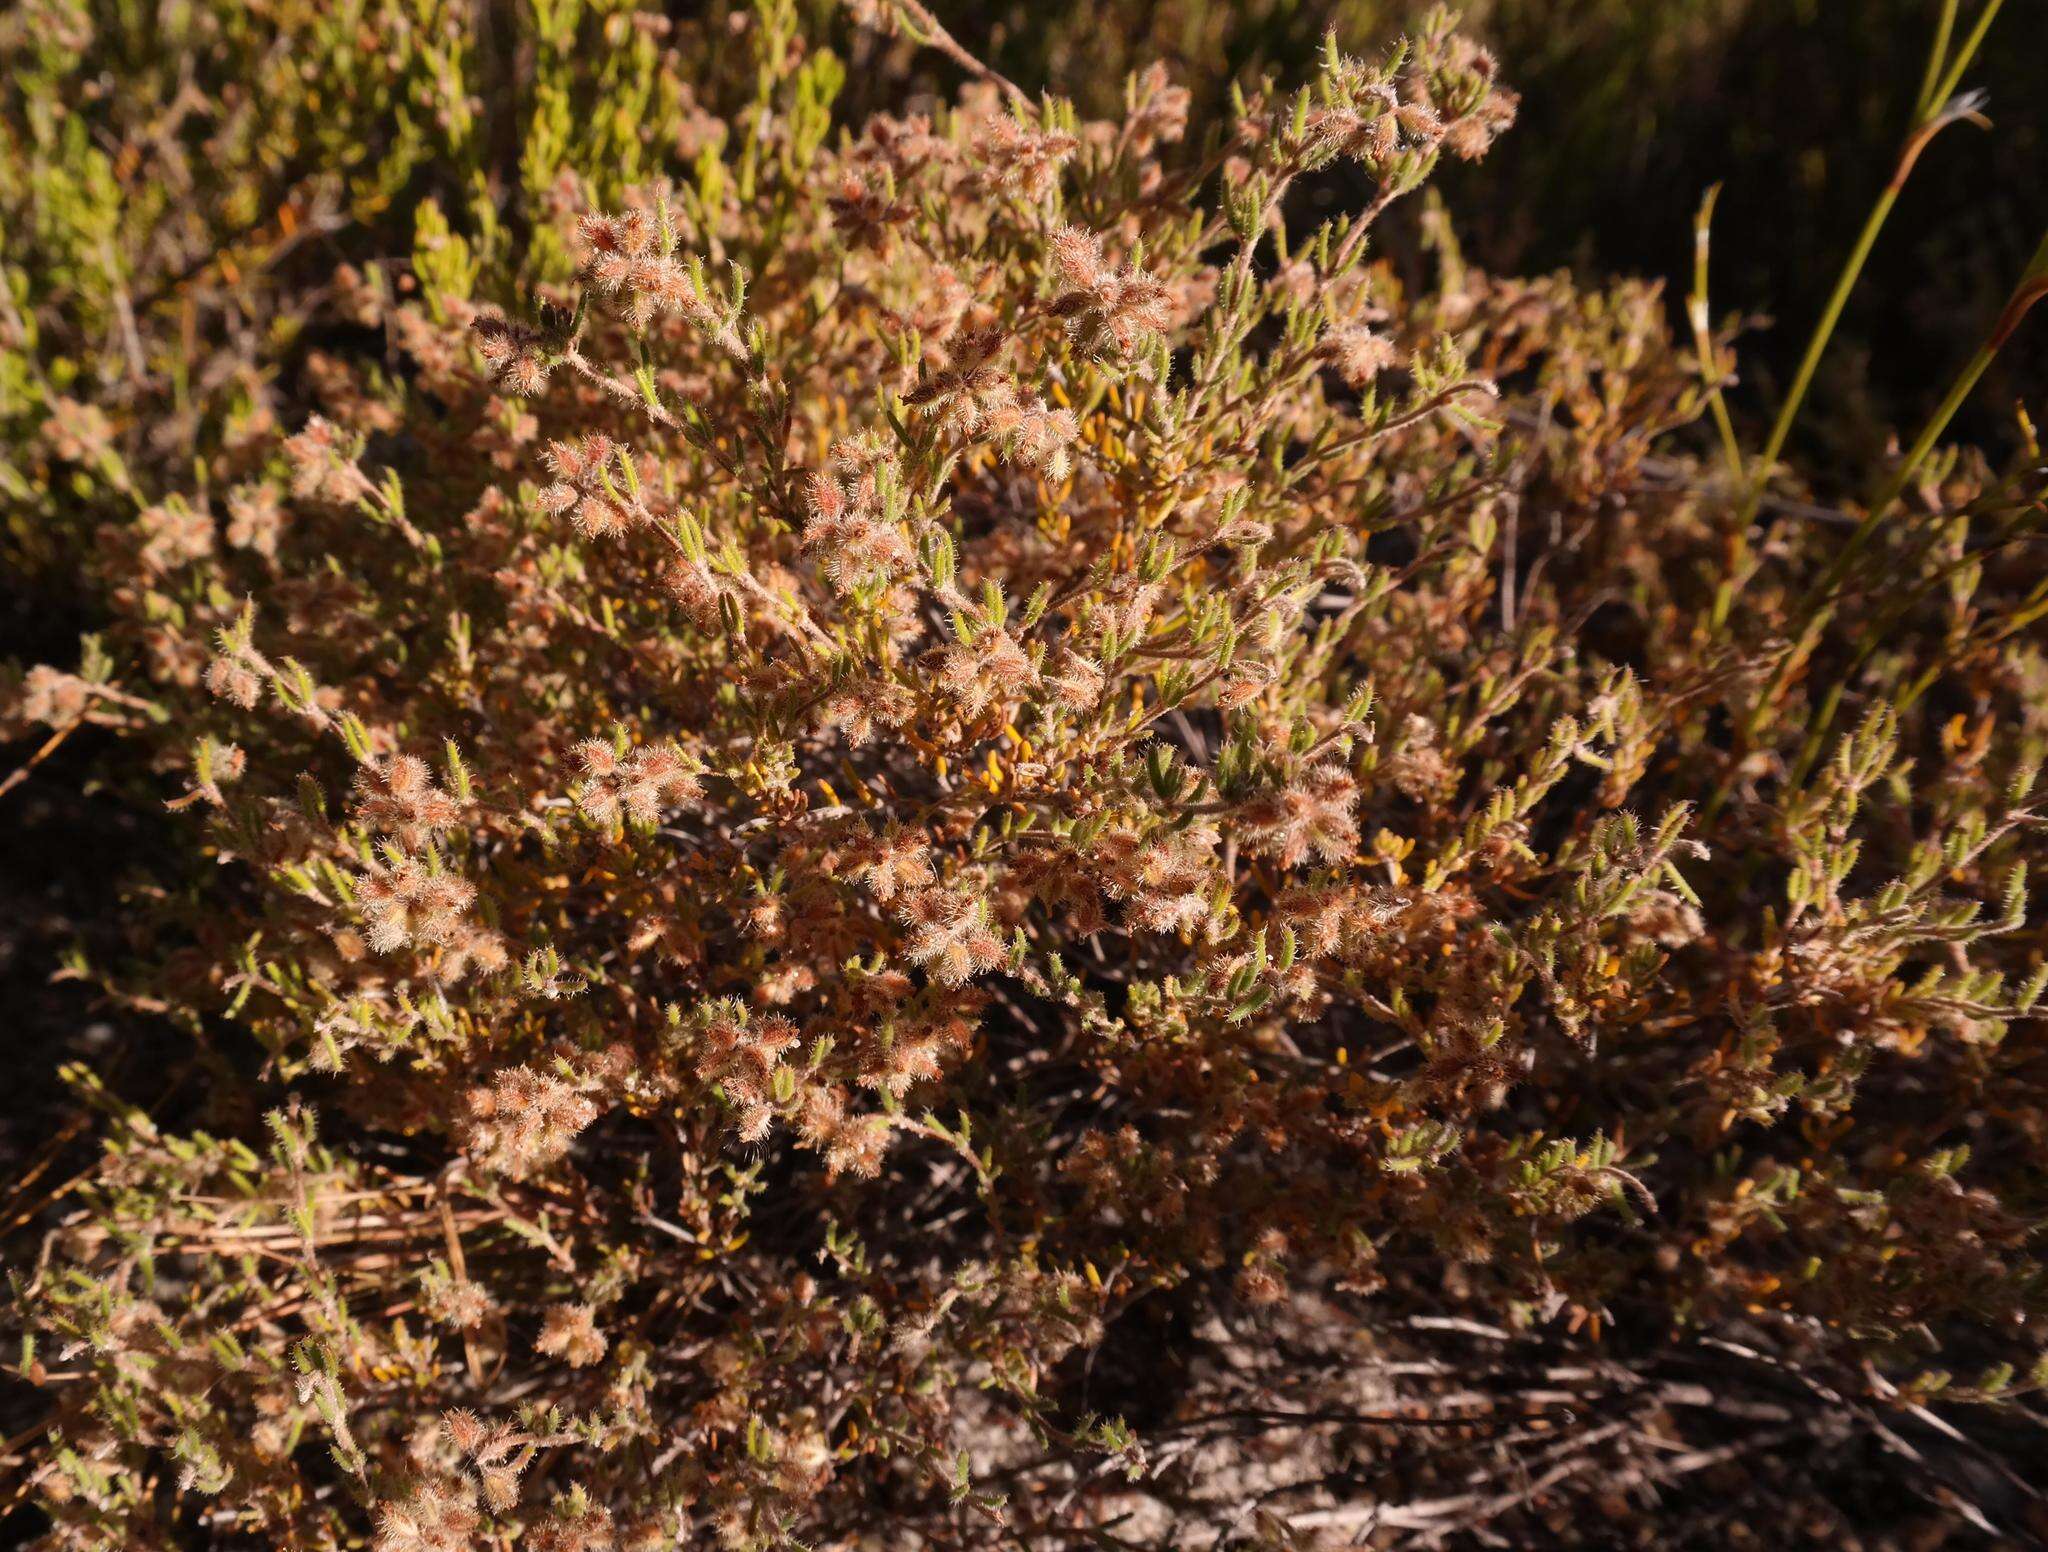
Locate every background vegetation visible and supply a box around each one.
[930,0,2044,466]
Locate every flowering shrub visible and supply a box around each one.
[4,1,2047,1546]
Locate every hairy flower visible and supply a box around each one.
[974,112,1078,201]
[539,434,650,541]
[462,1064,601,1177]
[470,312,554,395]
[356,854,477,954]
[353,753,464,847]
[1047,227,1175,359]
[283,416,368,503]
[1239,765,1360,868]
[572,738,701,825]
[850,826,937,902]
[1319,321,1402,387]
[933,628,1037,719]
[225,484,287,557]
[827,169,914,253]
[374,1477,482,1552]
[535,1303,608,1368]
[898,887,1004,985]
[579,206,734,343]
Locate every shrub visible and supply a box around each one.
[3,2,2046,1547]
